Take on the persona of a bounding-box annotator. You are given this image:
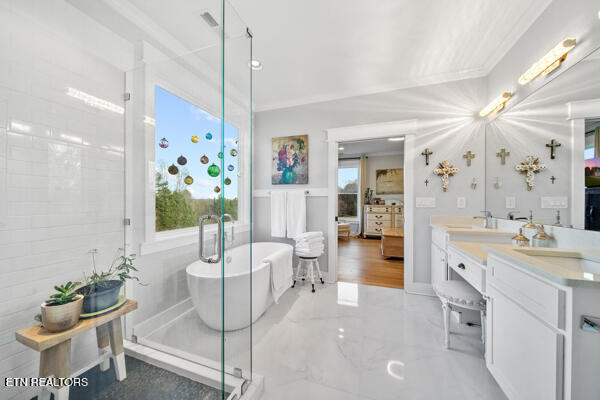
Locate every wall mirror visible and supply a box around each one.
[485,46,600,230]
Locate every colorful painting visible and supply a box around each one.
[376,168,404,194]
[272,135,308,184]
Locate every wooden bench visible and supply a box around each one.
[337,223,351,239]
[16,299,138,400]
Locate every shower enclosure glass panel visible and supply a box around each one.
[123,0,253,397]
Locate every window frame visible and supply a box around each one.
[136,67,251,255]
[337,160,361,222]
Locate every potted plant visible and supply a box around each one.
[41,281,83,332]
[77,249,141,314]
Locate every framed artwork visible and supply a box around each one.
[271,135,308,184]
[376,168,404,194]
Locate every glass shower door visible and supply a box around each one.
[123,0,253,398]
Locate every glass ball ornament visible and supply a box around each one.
[177,155,187,165]
[205,132,213,140]
[200,155,209,164]
[184,176,194,185]
[191,135,199,143]
[207,163,220,177]
[230,149,238,157]
[214,186,221,193]
[218,152,223,159]
[168,164,179,175]
[227,164,234,171]
[158,138,169,148]
[224,177,231,185]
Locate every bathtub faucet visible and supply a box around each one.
[223,213,235,243]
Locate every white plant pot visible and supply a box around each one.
[41,294,84,332]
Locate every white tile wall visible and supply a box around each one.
[0,2,130,399]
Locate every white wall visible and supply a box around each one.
[0,2,132,399]
[254,77,488,279]
[366,154,405,202]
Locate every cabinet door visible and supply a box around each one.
[430,243,447,284]
[487,286,563,400]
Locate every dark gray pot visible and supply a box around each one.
[77,280,123,314]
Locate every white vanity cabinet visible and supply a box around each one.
[485,252,600,400]
[430,227,448,284]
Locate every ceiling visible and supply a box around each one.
[338,138,404,158]
[230,0,551,111]
[75,0,551,112]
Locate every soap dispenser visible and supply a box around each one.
[512,228,529,247]
[532,224,548,247]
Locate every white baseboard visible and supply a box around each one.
[405,282,435,296]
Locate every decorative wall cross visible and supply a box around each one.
[433,160,459,192]
[515,155,547,191]
[462,150,475,167]
[550,175,556,184]
[496,148,510,165]
[546,139,561,159]
[421,148,433,166]
[425,179,429,187]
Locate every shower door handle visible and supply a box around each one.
[199,215,222,264]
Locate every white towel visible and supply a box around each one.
[264,246,293,304]
[294,231,322,241]
[286,190,306,239]
[295,237,323,247]
[270,191,287,238]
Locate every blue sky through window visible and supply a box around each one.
[338,167,358,192]
[155,86,239,200]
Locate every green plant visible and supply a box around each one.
[85,249,142,287]
[45,281,81,306]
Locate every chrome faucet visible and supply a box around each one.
[507,211,519,220]
[475,211,494,229]
[553,210,562,227]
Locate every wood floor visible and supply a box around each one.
[337,236,404,289]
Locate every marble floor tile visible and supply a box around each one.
[143,282,507,400]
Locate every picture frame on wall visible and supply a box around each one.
[375,168,404,194]
[271,135,308,184]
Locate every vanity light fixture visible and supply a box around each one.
[518,38,576,85]
[479,92,512,117]
[388,137,405,141]
[338,146,345,151]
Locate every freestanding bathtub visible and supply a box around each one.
[186,242,293,331]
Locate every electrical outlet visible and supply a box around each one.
[457,197,466,209]
[505,196,516,209]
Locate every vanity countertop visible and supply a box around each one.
[484,244,600,288]
[430,222,515,238]
[448,241,488,265]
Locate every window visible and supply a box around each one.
[338,167,359,219]
[154,86,239,232]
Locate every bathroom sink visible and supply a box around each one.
[513,248,600,275]
[443,224,487,231]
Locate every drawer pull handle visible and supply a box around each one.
[457,263,466,270]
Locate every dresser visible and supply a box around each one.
[363,205,403,237]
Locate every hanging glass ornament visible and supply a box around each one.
[184,176,194,185]
[205,132,213,140]
[214,186,221,193]
[191,135,199,143]
[230,149,238,157]
[218,152,223,159]
[177,155,187,165]
[227,164,234,171]
[200,155,209,164]
[224,177,231,185]
[235,140,238,145]
[168,164,179,175]
[159,138,169,148]
[207,163,220,177]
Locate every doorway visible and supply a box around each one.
[336,138,405,289]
